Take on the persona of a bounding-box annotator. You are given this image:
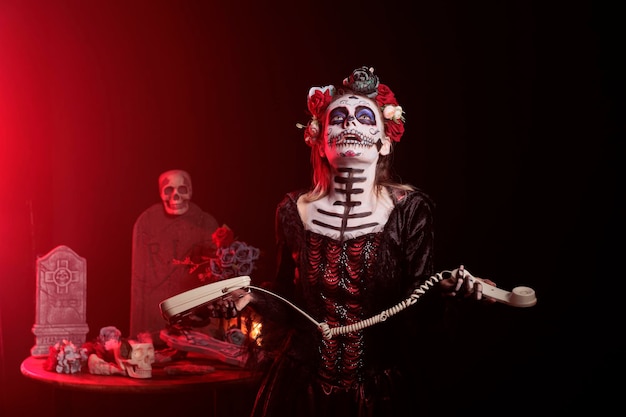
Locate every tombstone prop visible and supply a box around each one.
[31,245,89,357]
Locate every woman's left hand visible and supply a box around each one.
[440,265,497,303]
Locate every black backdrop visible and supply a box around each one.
[0,1,621,415]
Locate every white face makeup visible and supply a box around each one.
[323,94,387,168]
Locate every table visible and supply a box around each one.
[21,354,261,416]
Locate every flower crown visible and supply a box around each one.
[298,66,405,146]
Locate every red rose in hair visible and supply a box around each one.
[377,84,404,142]
[375,84,399,107]
[385,119,405,142]
[307,87,334,119]
[212,224,235,248]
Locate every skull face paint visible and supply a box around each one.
[323,94,385,167]
[159,169,192,215]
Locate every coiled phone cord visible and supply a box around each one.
[248,270,450,340]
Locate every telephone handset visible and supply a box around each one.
[159,267,537,340]
[448,266,537,307]
[467,275,537,307]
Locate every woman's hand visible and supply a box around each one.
[440,265,497,303]
[205,289,254,318]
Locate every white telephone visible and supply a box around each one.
[159,267,537,340]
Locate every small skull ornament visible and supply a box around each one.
[159,169,192,215]
[114,340,155,379]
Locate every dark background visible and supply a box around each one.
[0,0,621,416]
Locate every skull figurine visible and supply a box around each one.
[114,340,155,379]
[159,169,192,215]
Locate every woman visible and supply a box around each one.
[239,66,491,417]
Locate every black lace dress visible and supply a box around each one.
[249,188,444,417]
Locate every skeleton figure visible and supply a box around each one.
[114,340,155,379]
[129,168,219,339]
[159,169,193,215]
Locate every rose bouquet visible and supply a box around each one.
[174,224,260,283]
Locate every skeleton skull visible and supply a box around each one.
[114,340,155,379]
[159,169,192,215]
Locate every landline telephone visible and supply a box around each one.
[159,266,537,341]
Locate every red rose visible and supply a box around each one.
[375,84,399,107]
[376,84,404,142]
[385,119,405,142]
[307,88,334,119]
[212,225,235,248]
[43,346,58,371]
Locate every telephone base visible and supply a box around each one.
[159,276,252,325]
[159,329,249,368]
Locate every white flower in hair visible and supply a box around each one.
[382,104,405,122]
